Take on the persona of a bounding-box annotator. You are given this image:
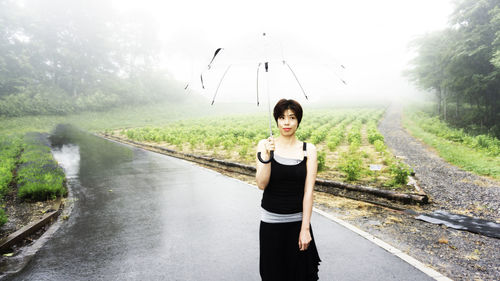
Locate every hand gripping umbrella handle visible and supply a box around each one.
[257,150,274,164]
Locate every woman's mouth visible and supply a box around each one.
[283,128,291,132]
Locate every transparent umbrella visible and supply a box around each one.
[188,33,346,162]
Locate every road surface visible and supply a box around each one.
[5,126,434,280]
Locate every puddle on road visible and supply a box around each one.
[51,144,80,179]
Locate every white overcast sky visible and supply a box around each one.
[114,0,453,104]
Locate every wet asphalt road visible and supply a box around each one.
[5,128,434,280]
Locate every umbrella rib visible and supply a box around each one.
[320,63,348,85]
[256,63,262,106]
[284,61,308,100]
[200,73,205,89]
[208,48,223,69]
[211,65,232,105]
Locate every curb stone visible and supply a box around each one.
[0,199,63,254]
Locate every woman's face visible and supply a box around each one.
[277,109,299,136]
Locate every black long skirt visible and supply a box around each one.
[259,221,321,281]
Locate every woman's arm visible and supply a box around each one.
[299,143,317,251]
[255,138,274,190]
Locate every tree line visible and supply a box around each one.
[0,0,186,117]
[406,0,500,137]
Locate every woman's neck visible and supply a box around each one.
[277,134,298,147]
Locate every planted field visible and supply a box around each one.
[116,107,413,189]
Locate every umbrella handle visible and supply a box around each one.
[257,150,274,164]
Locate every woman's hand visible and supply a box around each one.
[298,228,312,251]
[256,137,274,189]
[263,137,275,155]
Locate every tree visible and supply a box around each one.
[406,0,500,136]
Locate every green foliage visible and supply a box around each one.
[0,0,186,117]
[404,109,500,179]
[367,120,384,144]
[338,154,363,181]
[121,107,414,186]
[296,127,313,141]
[389,161,413,185]
[347,120,362,145]
[412,111,500,156]
[407,0,500,136]
[17,133,67,201]
[317,151,326,172]
[0,134,22,196]
[373,139,386,153]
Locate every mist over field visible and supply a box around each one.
[0,0,455,117]
[1,0,498,139]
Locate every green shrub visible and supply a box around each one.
[374,139,386,152]
[389,161,413,185]
[368,131,384,144]
[339,154,363,181]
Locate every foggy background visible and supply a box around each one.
[115,0,453,105]
[0,0,457,119]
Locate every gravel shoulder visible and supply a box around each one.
[378,103,500,221]
[366,102,500,280]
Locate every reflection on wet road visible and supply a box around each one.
[6,125,434,280]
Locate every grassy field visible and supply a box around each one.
[403,107,500,180]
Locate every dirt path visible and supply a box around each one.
[378,103,500,221]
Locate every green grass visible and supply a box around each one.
[16,133,67,201]
[0,134,22,226]
[403,110,500,180]
[0,135,22,196]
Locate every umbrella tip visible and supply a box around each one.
[211,100,215,105]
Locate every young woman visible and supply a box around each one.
[256,99,321,281]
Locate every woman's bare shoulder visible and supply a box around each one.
[304,142,317,152]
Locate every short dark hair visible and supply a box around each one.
[273,99,303,126]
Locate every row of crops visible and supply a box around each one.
[117,107,413,189]
[0,134,67,226]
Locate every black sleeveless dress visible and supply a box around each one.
[260,142,321,281]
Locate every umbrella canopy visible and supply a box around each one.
[187,33,347,162]
[187,33,346,105]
